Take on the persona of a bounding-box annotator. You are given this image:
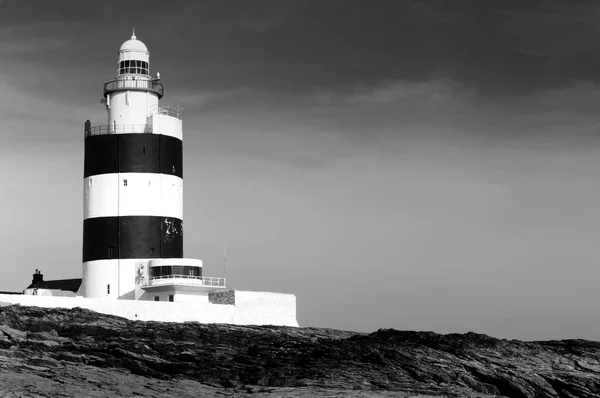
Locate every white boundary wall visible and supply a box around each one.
[0,290,298,327]
[231,291,298,326]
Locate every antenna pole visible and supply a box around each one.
[224,245,227,282]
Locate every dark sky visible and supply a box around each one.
[1,0,600,339]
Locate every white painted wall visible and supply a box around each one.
[82,258,149,299]
[81,259,120,298]
[117,258,143,299]
[0,294,234,323]
[147,292,169,302]
[145,291,208,303]
[175,292,209,304]
[84,173,183,219]
[232,291,298,327]
[0,291,298,327]
[152,113,182,140]
[108,90,159,126]
[84,173,118,219]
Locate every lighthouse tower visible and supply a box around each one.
[81,32,220,301]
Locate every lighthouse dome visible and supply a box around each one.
[117,31,150,76]
[120,33,148,53]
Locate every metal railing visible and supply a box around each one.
[203,276,227,287]
[149,105,183,120]
[85,124,152,138]
[103,78,164,98]
[149,274,226,287]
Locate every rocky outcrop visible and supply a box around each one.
[0,304,599,397]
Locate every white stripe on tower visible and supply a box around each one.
[84,173,183,219]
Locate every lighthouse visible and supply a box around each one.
[81,32,223,301]
[0,31,296,325]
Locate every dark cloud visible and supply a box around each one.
[2,0,600,101]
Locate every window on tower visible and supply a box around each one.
[119,60,148,75]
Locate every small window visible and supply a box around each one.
[150,247,155,255]
[108,246,114,258]
[154,296,159,302]
[107,284,110,294]
[168,295,174,302]
[148,181,151,187]
[142,146,146,155]
[88,179,92,186]
[123,179,128,186]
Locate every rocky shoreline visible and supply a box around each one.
[0,304,599,397]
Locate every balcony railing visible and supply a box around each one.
[148,274,226,287]
[150,105,183,120]
[103,78,164,98]
[85,124,152,138]
[203,276,227,287]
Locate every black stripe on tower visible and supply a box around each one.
[84,134,182,178]
[83,216,183,262]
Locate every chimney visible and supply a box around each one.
[32,269,44,285]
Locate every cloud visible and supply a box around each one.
[501,1,600,58]
[309,79,475,106]
[0,74,101,148]
[0,37,67,53]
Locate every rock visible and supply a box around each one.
[0,324,27,340]
[29,329,62,341]
[0,305,599,397]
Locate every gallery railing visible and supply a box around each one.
[149,274,226,287]
[85,124,152,138]
[103,78,164,98]
[150,105,183,120]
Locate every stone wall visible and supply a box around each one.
[208,290,235,305]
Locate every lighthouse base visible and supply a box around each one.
[0,290,298,327]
